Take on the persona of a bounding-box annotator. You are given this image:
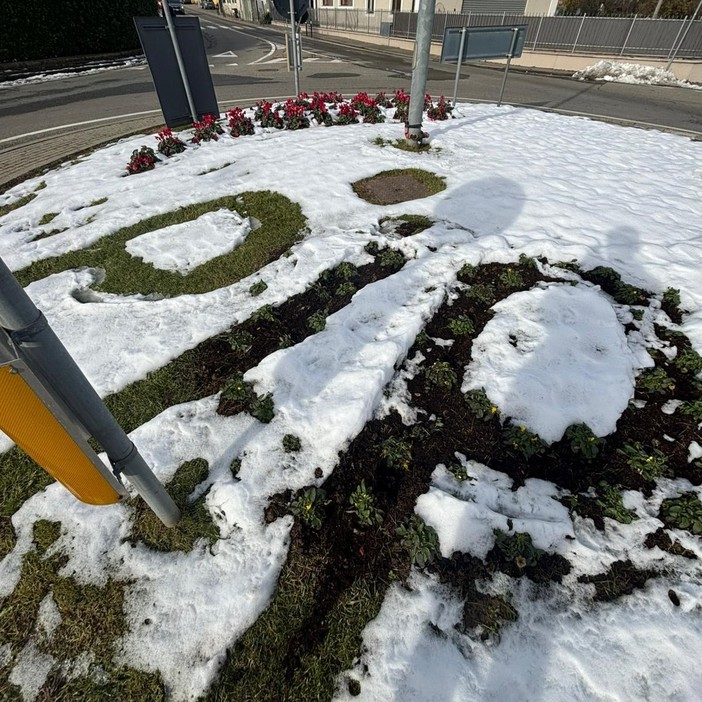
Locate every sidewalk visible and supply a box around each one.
[0,115,163,192]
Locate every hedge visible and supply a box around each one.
[1,0,159,63]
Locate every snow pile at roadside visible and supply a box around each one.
[573,59,701,89]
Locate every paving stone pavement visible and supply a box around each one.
[0,115,164,192]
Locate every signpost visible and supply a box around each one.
[440,24,528,107]
[0,257,180,527]
[272,0,309,95]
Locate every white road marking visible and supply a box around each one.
[214,51,238,57]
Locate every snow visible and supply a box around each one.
[0,102,701,700]
[573,59,702,90]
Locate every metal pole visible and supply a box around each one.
[498,27,519,107]
[405,0,437,146]
[532,14,544,50]
[620,14,637,56]
[452,27,467,107]
[288,0,300,95]
[666,0,702,70]
[162,2,198,123]
[652,0,664,18]
[667,17,688,60]
[572,13,586,53]
[0,257,181,528]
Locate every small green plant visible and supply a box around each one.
[221,373,255,403]
[380,436,412,470]
[518,253,537,269]
[618,442,669,480]
[335,282,357,297]
[446,461,469,482]
[674,348,702,376]
[396,516,440,568]
[249,280,268,297]
[374,136,388,147]
[378,248,405,269]
[564,424,604,460]
[466,283,495,306]
[679,400,702,422]
[587,266,621,286]
[228,330,254,353]
[637,367,675,394]
[291,487,327,529]
[308,309,328,333]
[464,388,499,421]
[613,281,642,305]
[251,304,276,323]
[662,287,681,308]
[503,425,546,459]
[277,334,294,349]
[660,492,702,535]
[498,268,524,289]
[414,330,430,348]
[631,308,644,321]
[364,241,380,256]
[457,263,476,282]
[595,481,638,524]
[348,481,383,527]
[424,361,457,390]
[336,262,357,280]
[283,434,302,452]
[250,393,275,423]
[447,315,475,336]
[493,530,542,569]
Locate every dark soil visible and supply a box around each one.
[578,560,656,601]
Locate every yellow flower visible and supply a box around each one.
[520,425,526,432]
[490,406,498,414]
[306,503,312,510]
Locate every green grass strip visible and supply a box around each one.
[16,191,306,297]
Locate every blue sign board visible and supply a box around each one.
[441,25,528,63]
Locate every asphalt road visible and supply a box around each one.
[0,7,700,184]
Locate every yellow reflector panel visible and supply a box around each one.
[0,364,122,505]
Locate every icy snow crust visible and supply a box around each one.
[0,104,701,700]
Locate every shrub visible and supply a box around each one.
[447,315,475,336]
[308,309,328,333]
[283,434,302,452]
[498,268,524,289]
[249,280,268,297]
[282,100,310,130]
[391,89,410,122]
[309,95,333,126]
[396,516,440,567]
[251,394,275,423]
[466,283,495,306]
[155,128,186,157]
[662,287,681,308]
[674,349,702,376]
[637,367,675,394]
[493,530,542,569]
[254,101,284,129]
[350,92,385,124]
[680,400,702,422]
[380,436,412,470]
[457,263,476,282]
[126,146,159,175]
[335,102,359,126]
[377,248,405,269]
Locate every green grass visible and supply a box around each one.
[16,191,306,297]
[127,458,219,553]
[0,182,45,218]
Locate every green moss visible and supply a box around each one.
[352,168,446,206]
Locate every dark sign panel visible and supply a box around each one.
[272,0,309,23]
[441,25,528,63]
[134,16,219,127]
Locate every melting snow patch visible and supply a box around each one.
[573,60,702,90]
[8,641,54,701]
[37,593,62,641]
[462,283,638,442]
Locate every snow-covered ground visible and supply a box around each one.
[0,103,701,701]
[573,59,702,89]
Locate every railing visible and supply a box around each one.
[304,8,702,59]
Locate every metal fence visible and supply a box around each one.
[307,9,702,59]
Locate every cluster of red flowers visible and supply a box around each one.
[191,114,224,144]
[126,146,159,175]
[155,128,186,157]
[227,108,255,138]
[126,90,454,174]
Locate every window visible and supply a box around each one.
[367,0,374,11]
[340,0,352,5]
[322,0,332,5]
[391,0,401,10]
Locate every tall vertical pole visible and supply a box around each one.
[405,0,437,147]
[452,27,467,108]
[572,13,586,54]
[289,0,301,95]
[666,0,702,70]
[620,14,637,56]
[162,2,198,123]
[0,257,181,528]
[497,27,519,107]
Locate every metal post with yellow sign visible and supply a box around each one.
[0,256,180,527]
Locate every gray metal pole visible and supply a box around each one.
[666,0,702,70]
[162,2,198,123]
[497,27,519,107]
[572,13,586,54]
[452,27,467,108]
[666,17,688,60]
[532,14,544,50]
[620,15,637,56]
[289,0,301,95]
[405,0,437,147]
[0,257,181,527]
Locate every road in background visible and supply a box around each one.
[0,7,700,188]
